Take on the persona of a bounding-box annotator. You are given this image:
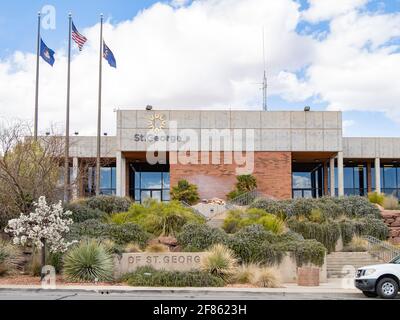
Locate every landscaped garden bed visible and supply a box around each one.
[0,188,391,288]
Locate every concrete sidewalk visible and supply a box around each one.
[0,279,358,294]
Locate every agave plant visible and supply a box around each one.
[0,241,22,276]
[63,239,114,282]
[201,244,237,280]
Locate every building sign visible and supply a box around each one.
[114,252,206,275]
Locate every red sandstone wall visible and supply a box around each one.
[170,151,292,200]
[381,210,400,244]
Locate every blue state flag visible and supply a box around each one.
[40,39,55,66]
[103,41,116,68]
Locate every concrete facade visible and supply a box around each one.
[63,109,400,201]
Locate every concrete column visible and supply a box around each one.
[116,151,126,197]
[338,151,344,197]
[71,157,79,200]
[330,157,335,197]
[375,157,381,194]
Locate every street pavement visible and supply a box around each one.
[0,288,398,300]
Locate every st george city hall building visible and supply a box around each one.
[62,108,400,203]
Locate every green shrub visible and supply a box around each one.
[47,251,64,274]
[64,202,107,223]
[227,225,278,263]
[177,223,229,251]
[0,241,22,276]
[249,198,290,218]
[383,195,399,210]
[201,244,237,280]
[68,219,110,240]
[336,196,381,218]
[250,196,380,219]
[357,216,389,240]
[122,266,225,287]
[286,218,341,252]
[68,220,151,246]
[108,200,205,236]
[368,192,385,206]
[63,239,114,282]
[170,180,200,205]
[108,223,152,246]
[222,208,285,234]
[271,239,326,267]
[86,195,133,214]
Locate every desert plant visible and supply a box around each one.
[251,267,281,288]
[222,208,285,234]
[108,223,152,245]
[231,264,259,284]
[286,217,341,252]
[227,174,257,200]
[368,192,385,206]
[85,195,133,214]
[63,239,114,282]
[201,244,237,280]
[108,201,205,237]
[383,195,399,210]
[308,208,325,223]
[124,243,142,253]
[64,202,107,223]
[122,266,225,287]
[170,180,200,205]
[145,243,169,253]
[343,236,368,252]
[0,241,22,276]
[177,223,229,251]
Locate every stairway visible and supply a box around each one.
[327,252,382,278]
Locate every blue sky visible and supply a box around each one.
[0,0,399,136]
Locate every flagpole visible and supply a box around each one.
[64,13,72,203]
[34,12,41,141]
[96,14,104,196]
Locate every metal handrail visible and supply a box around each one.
[362,235,400,263]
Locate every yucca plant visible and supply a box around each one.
[0,241,22,276]
[201,244,237,281]
[63,239,114,282]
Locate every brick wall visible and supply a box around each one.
[170,151,292,200]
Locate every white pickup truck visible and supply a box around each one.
[355,255,400,299]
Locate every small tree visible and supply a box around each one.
[5,196,76,271]
[227,174,257,200]
[171,180,200,205]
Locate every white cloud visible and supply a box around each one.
[0,0,399,135]
[0,0,314,135]
[302,0,369,23]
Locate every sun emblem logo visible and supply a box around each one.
[148,113,167,133]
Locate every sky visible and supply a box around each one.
[0,0,399,136]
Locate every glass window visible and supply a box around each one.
[135,172,140,189]
[141,172,162,189]
[100,167,112,189]
[292,172,311,188]
[344,167,354,188]
[398,168,400,188]
[141,190,151,201]
[384,166,397,188]
[163,190,170,201]
[163,173,170,188]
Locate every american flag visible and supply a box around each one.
[71,21,87,51]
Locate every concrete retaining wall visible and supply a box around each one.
[114,252,327,283]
